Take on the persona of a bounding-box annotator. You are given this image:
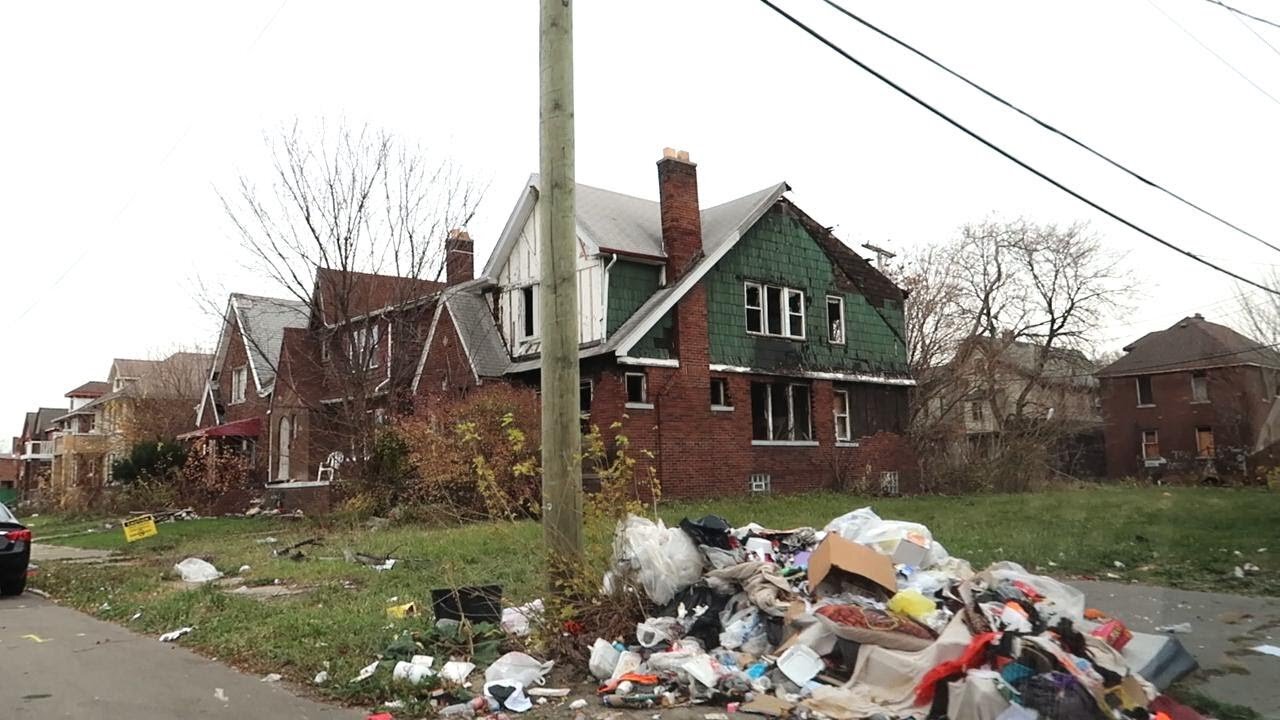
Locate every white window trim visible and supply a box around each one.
[624,372,648,407]
[710,378,732,411]
[519,285,539,340]
[230,366,248,405]
[1135,377,1155,407]
[755,382,813,442]
[1141,429,1160,459]
[834,388,852,442]
[752,440,820,447]
[826,295,846,345]
[744,281,806,340]
[368,324,382,369]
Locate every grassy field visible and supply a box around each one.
[24,486,1280,713]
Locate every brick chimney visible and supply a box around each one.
[657,148,703,283]
[445,229,474,285]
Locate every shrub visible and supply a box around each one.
[177,438,253,510]
[397,385,543,521]
[111,440,187,485]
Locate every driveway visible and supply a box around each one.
[0,592,362,720]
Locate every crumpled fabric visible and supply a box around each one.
[705,561,793,615]
[947,670,1012,720]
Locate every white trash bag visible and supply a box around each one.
[174,558,222,583]
[484,651,554,687]
[606,514,702,605]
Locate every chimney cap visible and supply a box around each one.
[661,147,692,163]
[447,228,471,242]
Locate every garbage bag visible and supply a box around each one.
[679,515,734,549]
[501,599,544,637]
[823,507,948,568]
[661,583,730,651]
[174,558,222,583]
[1020,671,1098,720]
[887,589,936,622]
[980,562,1085,621]
[608,515,703,605]
[588,638,621,680]
[484,651,553,687]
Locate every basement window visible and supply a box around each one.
[1136,376,1154,406]
[625,372,651,408]
[826,296,845,344]
[519,285,538,340]
[744,281,806,340]
[749,473,772,493]
[710,378,732,410]
[751,382,813,443]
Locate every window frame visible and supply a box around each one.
[230,366,248,405]
[1141,429,1160,459]
[1190,371,1208,404]
[833,388,852,443]
[826,295,846,345]
[519,285,538,340]
[624,372,652,408]
[969,400,985,423]
[1135,376,1155,406]
[710,378,732,411]
[743,281,806,340]
[751,381,816,444]
[1195,426,1215,458]
[579,379,594,433]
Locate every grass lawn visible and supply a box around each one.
[24,485,1280,713]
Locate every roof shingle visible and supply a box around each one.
[1098,315,1280,377]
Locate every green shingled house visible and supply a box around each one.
[412,149,916,497]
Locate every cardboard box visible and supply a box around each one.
[807,534,897,597]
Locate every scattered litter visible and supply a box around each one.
[22,634,48,643]
[351,661,379,683]
[1113,560,1125,569]
[366,714,395,720]
[386,602,417,619]
[261,673,282,683]
[256,536,278,544]
[158,627,193,643]
[1232,566,1246,579]
[214,688,228,703]
[501,598,544,637]
[527,687,570,697]
[1155,622,1193,634]
[484,679,533,712]
[440,660,476,684]
[238,565,251,574]
[128,611,142,621]
[485,651,553,687]
[569,699,588,710]
[392,660,434,684]
[313,670,330,685]
[273,537,323,561]
[776,644,823,685]
[174,558,222,583]
[1252,644,1280,658]
[1243,562,1261,574]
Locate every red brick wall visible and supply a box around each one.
[220,316,271,424]
[658,154,703,282]
[414,306,480,412]
[0,457,18,485]
[1101,366,1272,478]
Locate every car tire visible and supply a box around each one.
[0,575,26,596]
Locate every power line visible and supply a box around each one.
[755,0,1280,296]
[1202,0,1280,31]
[1218,0,1280,60]
[1146,0,1280,107]
[818,0,1280,256]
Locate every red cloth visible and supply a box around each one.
[1149,696,1205,720]
[914,631,999,705]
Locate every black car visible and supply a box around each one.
[0,502,30,596]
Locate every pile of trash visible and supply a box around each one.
[583,508,1200,720]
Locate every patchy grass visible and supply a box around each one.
[25,485,1280,713]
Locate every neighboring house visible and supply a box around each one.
[413,149,916,497]
[186,294,310,482]
[15,407,64,497]
[50,354,210,494]
[1097,314,1280,480]
[0,451,20,503]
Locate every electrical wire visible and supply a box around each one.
[819,0,1280,256]
[1146,0,1280,107]
[1218,0,1280,60]
[755,0,1280,296]
[1202,0,1280,31]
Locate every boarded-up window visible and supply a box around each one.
[1196,426,1214,458]
[1141,430,1160,459]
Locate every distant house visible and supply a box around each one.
[412,149,916,496]
[1097,314,1280,480]
[0,451,20,503]
[15,407,65,498]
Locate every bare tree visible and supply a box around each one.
[1235,268,1280,346]
[216,121,483,481]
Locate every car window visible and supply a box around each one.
[0,503,15,523]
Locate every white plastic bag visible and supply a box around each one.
[501,599,544,637]
[588,638,621,680]
[174,558,222,583]
[610,515,703,605]
[982,561,1085,620]
[823,507,949,568]
[484,651,553,687]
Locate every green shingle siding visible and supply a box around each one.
[606,261,662,335]
[705,210,908,374]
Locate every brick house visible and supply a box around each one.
[1097,314,1280,480]
[413,149,916,497]
[15,407,65,498]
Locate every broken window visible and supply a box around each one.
[744,282,806,340]
[1191,371,1208,403]
[625,372,648,406]
[834,389,852,442]
[1196,426,1214,458]
[519,285,537,339]
[744,283,763,333]
[1136,376,1154,406]
[231,367,248,404]
[1141,429,1160,459]
[969,401,984,422]
[826,296,845,344]
[580,380,593,434]
[710,378,730,408]
[751,382,813,441]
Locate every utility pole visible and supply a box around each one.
[539,0,583,563]
[861,241,896,273]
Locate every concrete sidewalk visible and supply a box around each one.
[0,592,363,720]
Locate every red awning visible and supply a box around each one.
[178,417,262,440]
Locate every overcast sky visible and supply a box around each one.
[4,0,1280,435]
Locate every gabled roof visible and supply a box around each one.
[411,279,511,390]
[1097,315,1280,377]
[65,381,109,399]
[111,358,156,381]
[31,407,66,435]
[313,268,443,326]
[228,293,310,394]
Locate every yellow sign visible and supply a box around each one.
[122,515,158,543]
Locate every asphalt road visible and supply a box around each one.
[0,592,363,720]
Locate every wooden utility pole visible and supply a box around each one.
[539,0,583,561]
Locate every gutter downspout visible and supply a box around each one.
[601,253,618,339]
